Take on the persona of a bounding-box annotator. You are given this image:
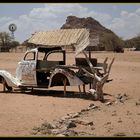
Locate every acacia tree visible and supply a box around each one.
[0,32,12,52]
[0,32,20,52]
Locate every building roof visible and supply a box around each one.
[28,28,90,55]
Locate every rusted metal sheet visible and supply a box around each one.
[49,68,84,87]
[28,28,90,55]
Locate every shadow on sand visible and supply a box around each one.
[0,88,113,103]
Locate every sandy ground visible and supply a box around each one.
[0,50,140,137]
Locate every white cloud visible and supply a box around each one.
[108,9,140,39]
[121,11,129,16]
[136,8,140,14]
[86,11,112,26]
[0,17,13,24]
[0,17,14,32]
[29,7,57,19]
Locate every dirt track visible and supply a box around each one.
[0,51,140,136]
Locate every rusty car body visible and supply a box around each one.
[0,29,114,101]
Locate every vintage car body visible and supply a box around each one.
[0,29,114,101]
[0,47,84,91]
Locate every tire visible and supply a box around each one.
[2,78,12,92]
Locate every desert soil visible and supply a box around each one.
[0,50,140,137]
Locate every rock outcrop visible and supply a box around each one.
[61,16,124,51]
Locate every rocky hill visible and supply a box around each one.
[61,16,124,51]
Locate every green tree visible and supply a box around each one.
[9,41,20,49]
[124,36,140,50]
[0,32,20,52]
[0,32,12,52]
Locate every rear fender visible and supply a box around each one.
[49,68,83,87]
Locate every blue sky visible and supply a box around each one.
[0,3,140,43]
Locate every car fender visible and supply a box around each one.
[49,68,84,87]
[0,70,21,87]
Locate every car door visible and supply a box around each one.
[16,50,37,85]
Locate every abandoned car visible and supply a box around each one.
[0,29,114,101]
